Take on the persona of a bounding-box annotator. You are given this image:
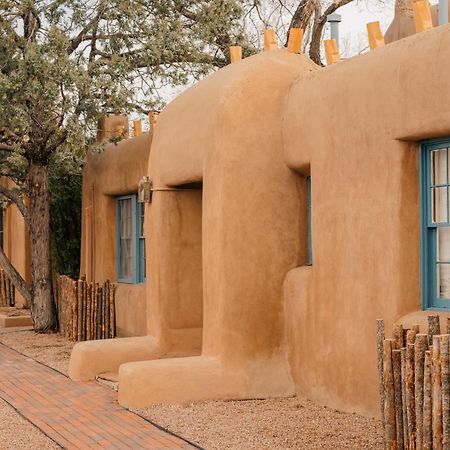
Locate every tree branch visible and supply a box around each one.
[0,245,32,305]
[308,0,353,64]
[67,12,102,55]
[0,184,31,228]
[0,144,14,152]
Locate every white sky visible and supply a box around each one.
[336,1,395,54]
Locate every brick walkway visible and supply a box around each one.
[0,343,198,449]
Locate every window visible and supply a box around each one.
[307,176,312,266]
[116,195,145,283]
[420,140,450,309]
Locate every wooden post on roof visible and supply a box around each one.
[413,0,433,32]
[148,112,158,129]
[367,21,385,50]
[133,119,142,137]
[287,28,304,53]
[324,39,340,65]
[264,29,277,51]
[230,46,242,63]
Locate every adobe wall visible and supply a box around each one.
[2,179,31,308]
[283,24,450,416]
[115,49,319,407]
[385,0,448,43]
[80,132,151,337]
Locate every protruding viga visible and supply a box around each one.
[287,28,304,54]
[413,0,433,32]
[367,21,385,49]
[323,39,340,65]
[264,29,277,51]
[229,45,242,63]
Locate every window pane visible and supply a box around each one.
[437,227,450,262]
[431,148,447,185]
[432,187,448,223]
[140,203,145,238]
[120,238,132,278]
[120,199,132,238]
[437,263,450,299]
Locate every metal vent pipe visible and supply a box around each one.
[439,0,448,25]
[327,13,342,48]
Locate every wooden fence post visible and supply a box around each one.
[384,339,397,448]
[415,334,428,449]
[423,350,433,449]
[432,335,443,450]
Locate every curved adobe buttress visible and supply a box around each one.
[117,49,318,408]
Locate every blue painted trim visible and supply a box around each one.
[116,194,145,284]
[420,139,450,310]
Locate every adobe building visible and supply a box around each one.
[70,17,450,417]
[80,116,152,337]
[0,178,31,309]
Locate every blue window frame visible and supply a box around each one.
[420,139,450,309]
[307,176,312,266]
[116,195,145,284]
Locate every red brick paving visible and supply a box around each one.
[0,343,198,449]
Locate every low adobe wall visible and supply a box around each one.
[80,132,152,337]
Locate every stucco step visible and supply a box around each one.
[0,308,33,328]
[96,371,119,391]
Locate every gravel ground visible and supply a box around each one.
[0,328,383,450]
[0,394,60,449]
[0,327,74,375]
[135,398,383,450]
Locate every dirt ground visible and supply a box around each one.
[0,328,383,449]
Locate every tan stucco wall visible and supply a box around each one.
[71,24,450,416]
[80,131,152,337]
[2,179,31,308]
[283,23,450,416]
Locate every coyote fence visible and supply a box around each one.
[0,269,15,307]
[53,274,116,342]
[377,315,450,449]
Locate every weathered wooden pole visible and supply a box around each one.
[415,333,428,449]
[423,350,433,450]
[393,323,404,349]
[77,280,83,342]
[428,315,440,346]
[377,319,386,428]
[406,330,417,447]
[393,349,404,449]
[440,334,450,449]
[384,339,397,448]
[433,335,443,450]
[401,347,409,448]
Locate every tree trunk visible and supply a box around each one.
[29,162,56,332]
